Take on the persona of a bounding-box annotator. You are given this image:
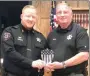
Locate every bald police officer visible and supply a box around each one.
[45,2,89,76]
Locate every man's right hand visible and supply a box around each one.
[32,59,45,69]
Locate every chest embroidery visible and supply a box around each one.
[67,34,73,40]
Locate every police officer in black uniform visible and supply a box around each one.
[1,5,46,76]
[45,3,89,76]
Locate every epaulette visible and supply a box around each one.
[11,24,19,29]
[33,29,41,34]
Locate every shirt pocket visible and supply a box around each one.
[35,42,44,49]
[32,42,44,59]
[14,40,26,46]
[14,40,26,54]
[14,35,27,46]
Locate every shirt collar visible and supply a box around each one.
[20,24,35,34]
[56,21,73,33]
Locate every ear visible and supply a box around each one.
[20,14,23,19]
[54,16,58,24]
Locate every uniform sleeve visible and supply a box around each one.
[76,28,89,52]
[1,28,32,69]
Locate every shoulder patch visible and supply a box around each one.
[3,32,11,41]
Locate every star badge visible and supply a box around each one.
[67,34,72,40]
[36,37,41,42]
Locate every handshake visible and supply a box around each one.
[32,49,66,71]
[32,59,65,71]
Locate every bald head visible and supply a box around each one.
[56,2,73,29]
[56,2,72,14]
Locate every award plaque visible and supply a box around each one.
[41,48,54,76]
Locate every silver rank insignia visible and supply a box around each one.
[36,37,41,42]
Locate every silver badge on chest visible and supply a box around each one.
[67,34,73,40]
[36,37,41,42]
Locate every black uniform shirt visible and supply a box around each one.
[47,22,89,75]
[1,24,46,75]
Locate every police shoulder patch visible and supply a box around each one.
[3,32,11,41]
